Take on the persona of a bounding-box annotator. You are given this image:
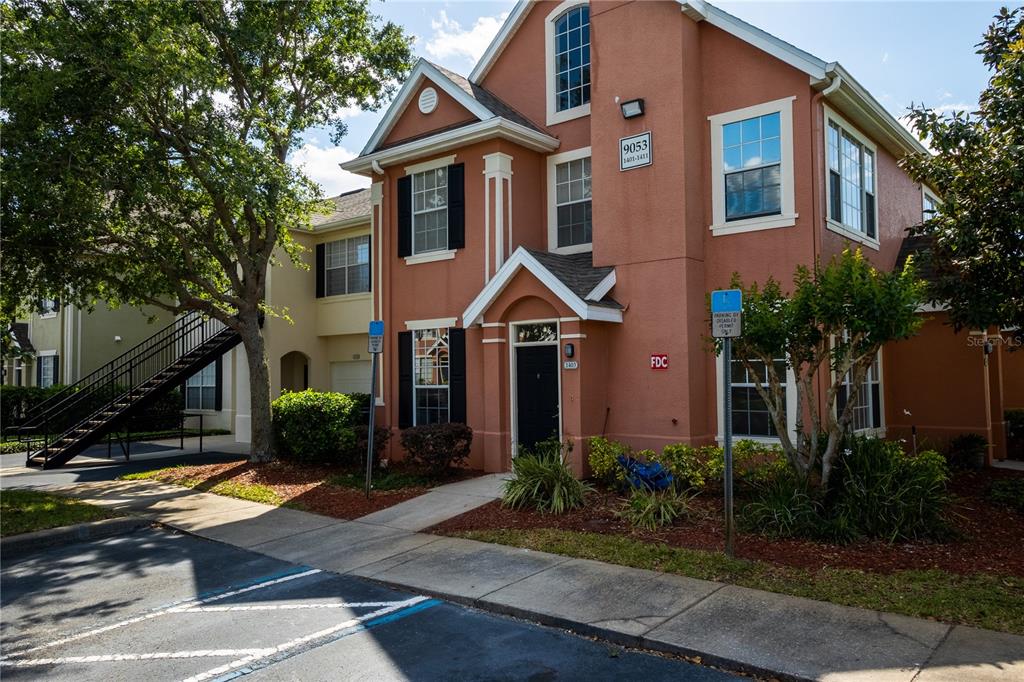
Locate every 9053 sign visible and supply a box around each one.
[619,132,652,171]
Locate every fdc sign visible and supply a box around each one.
[650,353,669,370]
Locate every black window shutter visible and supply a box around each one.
[367,235,373,292]
[398,331,413,428]
[315,243,325,298]
[53,355,59,385]
[447,164,465,250]
[448,327,467,424]
[36,358,41,386]
[397,176,412,258]
[214,356,223,411]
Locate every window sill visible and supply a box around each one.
[710,213,797,236]
[547,242,593,256]
[405,249,456,265]
[38,313,58,320]
[826,219,880,250]
[318,292,372,303]
[714,435,782,446]
[546,103,590,127]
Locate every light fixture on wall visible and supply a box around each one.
[620,98,645,119]
[564,343,575,359]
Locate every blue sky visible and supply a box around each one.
[292,1,1002,196]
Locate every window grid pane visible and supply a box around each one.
[730,357,786,438]
[412,168,448,255]
[723,112,782,222]
[555,157,592,247]
[413,328,451,425]
[324,235,371,296]
[186,361,217,410]
[554,6,591,112]
[829,119,876,237]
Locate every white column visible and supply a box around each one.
[483,152,514,279]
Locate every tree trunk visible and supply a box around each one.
[238,317,274,463]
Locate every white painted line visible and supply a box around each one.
[1,569,322,660]
[2,649,271,667]
[182,601,409,613]
[181,596,429,682]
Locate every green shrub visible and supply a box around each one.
[586,436,630,486]
[988,478,1024,513]
[617,486,693,530]
[503,438,591,514]
[741,473,831,540]
[946,433,988,470]
[0,384,66,433]
[352,425,391,466]
[652,444,709,489]
[654,440,783,492]
[830,441,950,542]
[272,390,359,464]
[399,423,473,475]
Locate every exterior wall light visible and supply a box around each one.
[564,343,575,359]
[620,98,645,119]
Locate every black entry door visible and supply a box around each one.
[515,345,560,452]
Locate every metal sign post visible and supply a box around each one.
[365,320,384,500]
[711,289,742,558]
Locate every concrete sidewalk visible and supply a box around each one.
[26,477,1024,682]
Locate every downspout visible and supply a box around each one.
[810,72,841,453]
[371,159,385,175]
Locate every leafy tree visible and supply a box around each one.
[720,249,924,489]
[899,7,1023,331]
[1,1,412,460]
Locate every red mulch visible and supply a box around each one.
[430,468,1024,576]
[151,461,482,520]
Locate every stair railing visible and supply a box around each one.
[18,311,231,464]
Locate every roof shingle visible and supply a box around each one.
[310,188,372,227]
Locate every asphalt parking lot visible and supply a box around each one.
[1,528,740,681]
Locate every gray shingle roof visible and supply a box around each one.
[895,234,938,284]
[429,62,545,134]
[11,322,34,353]
[526,249,621,309]
[310,188,371,227]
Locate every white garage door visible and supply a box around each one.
[330,360,371,394]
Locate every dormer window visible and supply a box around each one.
[545,1,591,126]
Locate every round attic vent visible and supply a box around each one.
[418,87,438,114]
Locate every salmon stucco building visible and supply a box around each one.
[223,1,1019,470]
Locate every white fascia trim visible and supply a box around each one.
[361,59,494,156]
[481,338,507,344]
[462,246,622,326]
[300,216,371,235]
[405,154,457,176]
[470,1,533,83]
[679,1,827,80]
[405,249,457,265]
[343,118,559,175]
[405,317,458,331]
[585,271,616,301]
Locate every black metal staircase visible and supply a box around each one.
[17,311,242,469]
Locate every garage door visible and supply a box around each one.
[331,360,371,394]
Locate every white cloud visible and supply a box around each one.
[290,142,369,197]
[424,10,509,65]
[881,51,889,64]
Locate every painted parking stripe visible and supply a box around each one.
[1,567,322,660]
[182,601,413,613]
[2,649,272,667]
[183,596,439,682]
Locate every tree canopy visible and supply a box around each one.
[899,7,1023,332]
[1,0,413,459]
[721,249,924,489]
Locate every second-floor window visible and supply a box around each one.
[555,156,592,249]
[39,298,58,316]
[923,188,940,221]
[413,167,448,255]
[324,235,370,296]
[826,110,877,242]
[554,5,590,113]
[723,112,782,221]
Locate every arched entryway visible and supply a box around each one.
[280,351,310,394]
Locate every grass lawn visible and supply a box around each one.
[1,489,119,537]
[121,467,286,506]
[452,528,1024,636]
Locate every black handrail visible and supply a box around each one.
[18,310,232,466]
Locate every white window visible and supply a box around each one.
[412,167,448,255]
[413,328,449,425]
[547,146,592,254]
[837,333,883,433]
[38,354,57,388]
[14,359,23,386]
[544,1,591,125]
[709,97,796,236]
[922,187,940,221]
[825,108,878,246]
[186,361,217,411]
[324,235,370,296]
[730,357,787,438]
[39,298,58,317]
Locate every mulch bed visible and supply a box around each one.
[150,461,482,520]
[431,467,1024,576]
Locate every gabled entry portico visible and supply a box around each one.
[462,247,623,474]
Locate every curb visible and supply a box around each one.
[354,574,805,682]
[1,516,153,558]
